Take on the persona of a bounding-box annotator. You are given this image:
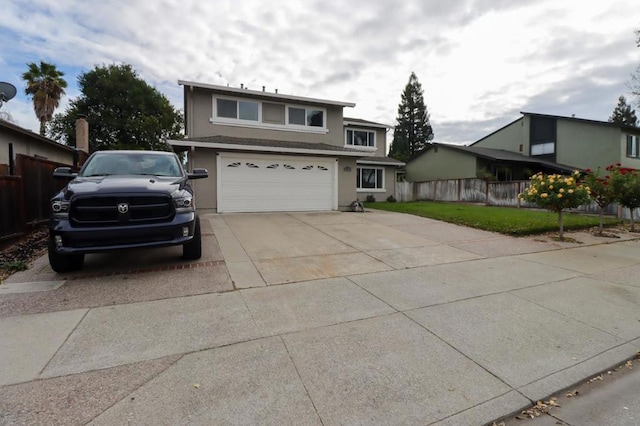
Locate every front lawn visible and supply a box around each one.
[366,201,619,236]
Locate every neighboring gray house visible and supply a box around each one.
[406,112,640,182]
[0,119,75,174]
[169,81,403,213]
[472,112,640,172]
[406,143,575,182]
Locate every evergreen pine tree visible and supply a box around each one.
[609,95,638,126]
[389,72,434,162]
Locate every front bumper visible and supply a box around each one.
[49,212,197,254]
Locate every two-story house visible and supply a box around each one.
[406,112,640,182]
[169,81,403,213]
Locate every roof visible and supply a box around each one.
[356,156,405,166]
[343,117,392,129]
[408,143,576,173]
[521,111,640,132]
[168,135,367,157]
[471,112,640,146]
[178,80,355,108]
[0,119,75,153]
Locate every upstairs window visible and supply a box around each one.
[288,107,324,127]
[531,142,554,156]
[216,98,259,121]
[346,129,375,147]
[627,135,639,158]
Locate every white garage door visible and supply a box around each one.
[217,153,337,213]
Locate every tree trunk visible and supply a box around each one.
[558,209,564,241]
[631,208,636,232]
[598,206,604,235]
[39,119,46,136]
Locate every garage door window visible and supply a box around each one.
[357,167,384,190]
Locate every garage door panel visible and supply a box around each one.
[219,154,336,213]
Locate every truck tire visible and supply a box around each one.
[182,216,202,260]
[48,238,85,272]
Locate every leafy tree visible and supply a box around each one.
[583,167,617,234]
[49,64,182,152]
[608,95,638,126]
[389,72,433,162]
[22,61,68,135]
[608,164,640,231]
[519,171,591,241]
[632,28,640,103]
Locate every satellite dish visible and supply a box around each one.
[0,82,17,108]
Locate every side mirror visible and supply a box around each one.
[187,168,208,179]
[53,167,77,179]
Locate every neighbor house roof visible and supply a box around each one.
[168,135,367,157]
[408,143,576,173]
[0,119,74,153]
[178,80,356,108]
[343,117,391,129]
[471,112,640,146]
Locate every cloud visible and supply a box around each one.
[0,0,637,148]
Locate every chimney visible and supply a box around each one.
[76,115,89,153]
[240,83,244,89]
[275,88,278,94]
[262,86,265,92]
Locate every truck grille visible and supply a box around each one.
[70,195,174,227]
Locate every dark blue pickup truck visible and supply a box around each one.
[48,150,208,272]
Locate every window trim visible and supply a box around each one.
[345,128,377,151]
[356,167,385,192]
[211,96,328,133]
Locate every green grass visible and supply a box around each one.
[366,201,620,236]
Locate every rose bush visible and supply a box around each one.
[519,171,590,240]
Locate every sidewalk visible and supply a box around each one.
[1,211,639,425]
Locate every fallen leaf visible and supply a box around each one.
[625,360,633,369]
[193,383,200,389]
[566,390,579,397]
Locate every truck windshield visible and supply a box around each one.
[80,153,183,177]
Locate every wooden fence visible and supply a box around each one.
[0,155,72,241]
[396,178,635,219]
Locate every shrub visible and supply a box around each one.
[365,195,376,203]
[583,167,617,234]
[386,195,397,202]
[607,164,640,231]
[519,171,590,240]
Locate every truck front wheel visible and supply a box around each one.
[182,216,202,260]
[48,238,85,272]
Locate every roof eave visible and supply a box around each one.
[167,139,366,157]
[178,80,356,108]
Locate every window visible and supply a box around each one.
[212,96,326,131]
[357,167,384,190]
[531,142,554,156]
[288,107,324,127]
[627,135,639,158]
[263,102,285,124]
[346,129,375,147]
[215,98,259,121]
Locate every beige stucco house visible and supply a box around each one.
[0,118,75,174]
[406,112,640,182]
[169,81,403,213]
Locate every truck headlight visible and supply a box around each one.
[174,196,194,212]
[51,200,70,218]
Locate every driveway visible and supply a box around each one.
[1,210,640,425]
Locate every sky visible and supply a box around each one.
[1,0,638,148]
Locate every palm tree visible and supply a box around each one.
[22,61,68,135]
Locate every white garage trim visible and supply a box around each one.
[217,152,338,213]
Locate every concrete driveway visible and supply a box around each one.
[1,210,640,425]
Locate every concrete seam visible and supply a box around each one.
[219,214,268,287]
[279,335,325,426]
[84,354,185,424]
[38,308,91,378]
